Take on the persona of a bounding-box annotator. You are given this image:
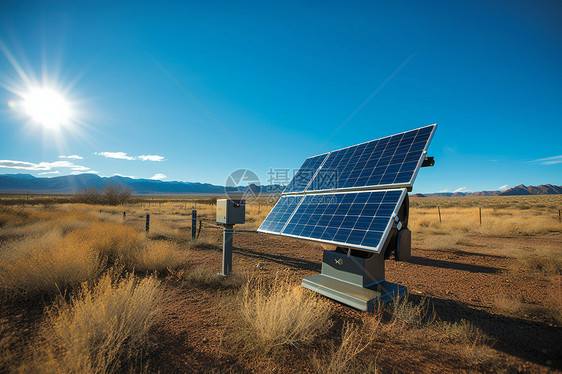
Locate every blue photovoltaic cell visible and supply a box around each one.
[259,189,406,252]
[283,154,328,194]
[285,124,435,193]
[258,195,303,233]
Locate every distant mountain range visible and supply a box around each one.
[0,173,283,195]
[411,184,562,197]
[0,174,560,197]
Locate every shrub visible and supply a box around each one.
[31,273,162,373]
[0,239,101,296]
[127,241,187,272]
[234,276,332,354]
[66,222,143,262]
[312,317,381,374]
[75,185,132,206]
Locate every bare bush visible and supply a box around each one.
[233,276,332,354]
[103,185,132,206]
[313,316,381,374]
[0,238,102,296]
[75,185,132,206]
[30,273,162,373]
[127,240,187,272]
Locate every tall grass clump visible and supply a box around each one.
[127,240,187,272]
[312,317,381,374]
[66,222,143,262]
[234,276,332,354]
[388,296,434,328]
[31,273,162,373]
[0,239,101,296]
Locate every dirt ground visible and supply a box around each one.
[151,228,562,373]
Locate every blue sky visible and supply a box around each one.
[0,0,561,193]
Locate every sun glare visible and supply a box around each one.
[23,87,71,129]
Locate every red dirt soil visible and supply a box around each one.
[151,230,561,373]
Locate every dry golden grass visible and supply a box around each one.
[66,222,144,262]
[127,240,187,272]
[434,319,486,346]
[233,276,332,354]
[171,265,245,290]
[0,207,96,241]
[29,273,162,373]
[0,317,17,373]
[312,316,381,374]
[409,206,562,238]
[0,236,102,296]
[514,245,562,275]
[388,296,435,328]
[493,289,562,325]
[0,195,558,372]
[0,207,189,297]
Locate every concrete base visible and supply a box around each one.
[302,274,407,312]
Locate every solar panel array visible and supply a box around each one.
[258,124,436,253]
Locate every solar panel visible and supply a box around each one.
[283,124,436,194]
[258,195,303,233]
[258,189,406,253]
[283,154,328,194]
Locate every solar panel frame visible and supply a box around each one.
[282,124,436,195]
[258,189,407,253]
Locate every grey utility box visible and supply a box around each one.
[216,199,245,225]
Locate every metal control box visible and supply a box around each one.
[216,199,245,225]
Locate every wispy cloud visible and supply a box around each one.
[529,155,562,165]
[95,152,135,160]
[0,160,90,171]
[454,187,468,193]
[138,155,165,162]
[498,184,509,191]
[95,152,165,162]
[59,155,83,160]
[39,171,59,175]
[150,173,166,180]
[0,160,48,170]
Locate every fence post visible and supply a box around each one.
[479,207,482,226]
[198,219,202,239]
[192,210,197,240]
[145,214,150,232]
[438,206,442,223]
[123,211,126,222]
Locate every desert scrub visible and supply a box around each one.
[312,316,381,374]
[233,276,332,354]
[409,205,562,237]
[0,237,102,296]
[388,296,435,328]
[66,222,144,262]
[30,273,162,373]
[434,319,486,346]
[126,240,187,272]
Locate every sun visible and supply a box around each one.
[23,87,71,129]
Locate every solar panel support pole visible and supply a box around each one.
[219,224,234,276]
